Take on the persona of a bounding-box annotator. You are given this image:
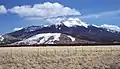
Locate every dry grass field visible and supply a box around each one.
[0,46,120,69]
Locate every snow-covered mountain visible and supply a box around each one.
[1,18,120,45]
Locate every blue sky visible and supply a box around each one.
[0,0,120,34]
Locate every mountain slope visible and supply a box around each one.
[13,33,94,45]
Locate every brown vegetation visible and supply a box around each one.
[0,46,120,69]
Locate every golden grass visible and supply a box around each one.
[0,46,120,69]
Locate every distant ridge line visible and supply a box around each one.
[0,43,120,47]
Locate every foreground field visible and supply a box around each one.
[0,46,120,69]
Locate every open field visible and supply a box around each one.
[0,46,120,69]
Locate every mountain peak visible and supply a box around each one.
[56,18,89,28]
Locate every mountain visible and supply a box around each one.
[1,18,120,45]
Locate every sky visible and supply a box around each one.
[0,0,120,34]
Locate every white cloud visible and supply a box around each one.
[80,10,120,19]
[0,5,7,14]
[9,2,81,19]
[13,27,23,31]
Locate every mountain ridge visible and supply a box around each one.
[1,18,120,45]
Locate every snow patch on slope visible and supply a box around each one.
[100,24,120,32]
[67,35,75,41]
[0,35,4,41]
[16,33,61,44]
[13,27,23,31]
[43,25,49,27]
[62,18,89,28]
[92,24,120,33]
[39,33,61,44]
[53,17,89,28]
